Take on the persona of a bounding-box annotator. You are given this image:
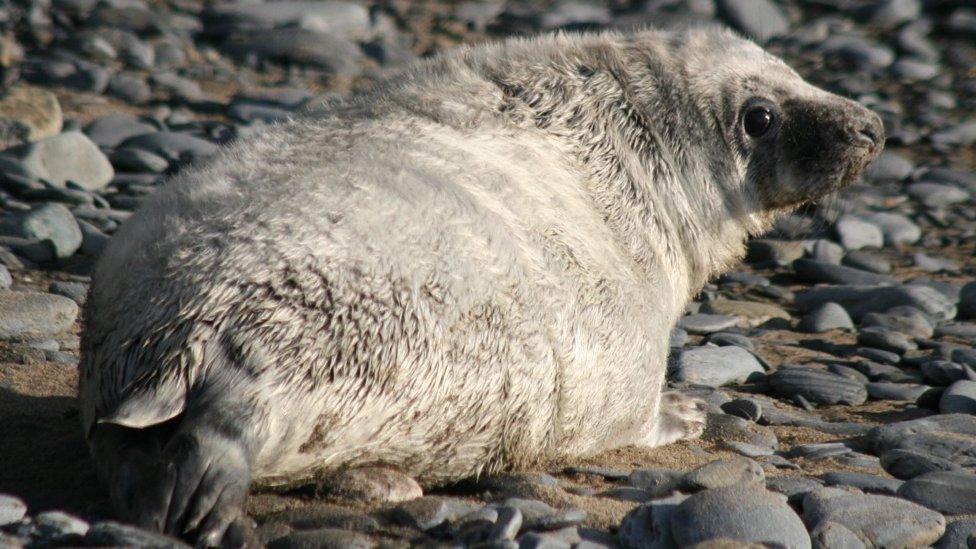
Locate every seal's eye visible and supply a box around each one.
[744,107,774,138]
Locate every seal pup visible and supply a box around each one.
[79,27,883,545]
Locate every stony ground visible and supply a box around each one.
[0,0,975,547]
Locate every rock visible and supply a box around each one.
[83,521,190,548]
[861,308,934,339]
[702,413,778,451]
[84,115,157,149]
[715,0,789,43]
[820,36,895,69]
[0,265,10,289]
[699,299,789,325]
[793,258,895,286]
[264,503,379,531]
[940,380,976,414]
[0,290,78,338]
[809,521,866,549]
[677,313,738,334]
[118,131,218,163]
[670,485,810,548]
[267,528,372,549]
[109,147,169,173]
[863,151,913,182]
[34,510,90,537]
[0,130,113,190]
[863,212,920,246]
[768,365,867,406]
[934,519,976,549]
[314,467,422,503]
[628,469,685,499]
[842,250,891,274]
[1,203,82,259]
[488,507,522,541]
[880,449,964,480]
[834,215,884,250]
[503,498,585,531]
[204,1,372,40]
[393,497,479,531]
[721,398,762,422]
[869,414,976,453]
[811,239,845,265]
[107,72,152,104]
[0,86,62,149]
[908,182,970,208]
[862,0,921,29]
[150,72,204,103]
[892,58,940,81]
[670,346,765,387]
[920,360,972,386]
[222,29,364,75]
[935,322,976,341]
[669,327,688,348]
[705,332,754,351]
[795,285,956,322]
[797,302,854,333]
[48,280,88,305]
[898,471,976,515]
[930,121,976,148]
[857,327,917,355]
[766,476,824,506]
[959,282,976,318]
[821,472,902,495]
[682,457,764,490]
[866,382,930,402]
[617,494,688,549]
[803,488,945,547]
[0,494,26,526]
[788,442,852,460]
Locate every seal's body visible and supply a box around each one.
[80,28,883,545]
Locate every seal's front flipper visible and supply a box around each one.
[646,391,707,447]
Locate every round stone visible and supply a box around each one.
[940,380,976,414]
[0,130,114,190]
[797,302,854,333]
[834,215,884,250]
[670,346,765,387]
[898,471,976,515]
[803,488,945,547]
[670,485,810,548]
[0,86,63,149]
[0,290,79,338]
[0,494,26,526]
[682,457,765,491]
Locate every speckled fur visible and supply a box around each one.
[79,27,881,535]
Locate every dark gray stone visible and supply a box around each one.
[866,382,931,402]
[921,360,972,386]
[795,285,956,322]
[857,327,917,355]
[0,290,78,338]
[2,203,81,259]
[118,131,217,162]
[768,365,867,406]
[681,457,764,491]
[677,314,738,334]
[798,302,854,333]
[267,528,372,549]
[861,308,934,339]
[721,398,762,422]
[670,346,764,387]
[83,521,190,548]
[84,115,157,149]
[670,485,810,548]
[715,0,788,42]
[842,250,892,274]
[809,521,866,549]
[881,449,965,480]
[940,380,976,414]
[803,488,945,547]
[628,469,684,499]
[934,519,976,549]
[898,471,976,515]
[794,259,895,286]
[821,472,903,495]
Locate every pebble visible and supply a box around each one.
[0,290,78,338]
[866,381,930,402]
[920,360,972,386]
[863,151,913,182]
[393,497,479,531]
[856,327,917,355]
[503,498,585,532]
[204,1,372,40]
[841,250,891,274]
[821,472,902,495]
[795,284,956,322]
[768,365,868,406]
[862,212,920,246]
[670,485,810,548]
[939,379,976,413]
[797,302,854,333]
[83,521,191,548]
[682,457,765,491]
[1,203,81,259]
[267,528,372,549]
[833,215,884,250]
[628,469,685,499]
[861,308,934,339]
[48,280,87,305]
[765,476,823,506]
[898,471,976,515]
[118,131,218,163]
[793,258,894,286]
[959,281,976,319]
[880,449,964,480]
[810,239,845,264]
[83,115,157,149]
[803,487,945,547]
[0,86,62,149]
[677,313,738,334]
[0,130,113,190]
[746,239,805,264]
[934,519,976,549]
[0,494,26,526]
[705,332,754,351]
[670,346,765,387]
[720,398,762,422]
[34,510,90,537]
[700,299,790,324]
[0,265,10,289]
[809,521,866,549]
[715,0,789,43]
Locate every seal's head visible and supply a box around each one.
[676,28,885,211]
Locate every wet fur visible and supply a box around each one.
[79,27,882,542]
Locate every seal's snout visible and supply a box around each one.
[844,107,885,155]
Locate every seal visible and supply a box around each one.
[79,27,883,545]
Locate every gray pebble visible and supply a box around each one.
[34,510,89,538]
[857,327,917,355]
[0,130,113,190]
[670,346,764,387]
[866,382,931,402]
[920,360,972,386]
[0,290,78,338]
[881,449,964,480]
[677,313,738,335]
[715,0,788,42]
[841,250,892,274]
[809,521,866,549]
[795,284,956,322]
[83,115,157,149]
[898,471,976,515]
[768,365,867,406]
[940,379,976,414]
[0,494,26,527]
[821,472,903,495]
[720,398,762,422]
[682,457,765,491]
[862,212,920,246]
[628,469,684,498]
[933,519,976,549]
[803,487,945,547]
[267,528,372,549]
[861,308,934,339]
[48,281,87,305]
[834,215,884,250]
[793,258,894,286]
[83,521,190,548]
[394,497,479,531]
[1,203,82,260]
[798,302,854,333]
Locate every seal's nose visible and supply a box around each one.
[848,109,885,152]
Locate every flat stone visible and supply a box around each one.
[118,131,218,163]
[0,86,62,149]
[34,510,90,537]
[920,360,972,386]
[834,215,884,250]
[768,365,867,406]
[670,346,765,387]
[705,332,754,351]
[934,519,976,549]
[1,203,82,259]
[861,309,934,339]
[682,457,764,490]
[863,151,913,182]
[788,442,852,460]
[940,380,976,414]
[793,259,895,286]
[863,212,920,246]
[83,115,157,149]
[797,302,854,333]
[677,314,738,335]
[265,503,379,532]
[0,130,113,190]
[935,322,976,341]
[48,281,88,305]
[766,476,824,506]
[803,487,944,547]
[0,494,26,526]
[393,497,479,531]
[898,471,976,515]
[715,0,789,42]
[866,382,930,402]
[810,239,845,264]
[880,449,965,480]
[821,472,903,495]
[959,281,976,319]
[670,485,810,548]
[221,28,364,75]
[908,182,970,208]
[857,327,917,355]
[795,285,956,322]
[703,413,778,451]
[721,398,762,422]
[914,253,959,273]
[267,528,372,549]
[503,498,585,532]
[0,290,78,339]
[699,299,790,325]
[809,521,865,549]
[204,1,372,40]
[842,250,891,274]
[628,469,685,498]
[869,414,976,453]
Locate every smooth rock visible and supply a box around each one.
[0,86,62,148]
[118,131,217,163]
[940,380,976,414]
[795,285,956,322]
[908,182,970,208]
[628,469,685,499]
[715,0,789,42]
[682,457,765,491]
[721,398,762,422]
[221,28,363,75]
[857,327,917,355]
[670,346,765,387]
[34,510,90,537]
[834,215,884,250]
[802,488,945,547]
[84,115,157,149]
[921,360,972,386]
[798,302,854,333]
[809,521,866,549]
[861,309,934,339]
[0,290,78,338]
[670,485,810,548]
[0,494,26,526]
[617,493,688,549]
[863,212,920,246]
[267,528,372,549]
[393,497,479,531]
[821,472,902,495]
[898,471,976,515]
[700,299,790,324]
[677,313,738,334]
[83,521,191,548]
[866,382,930,402]
[793,259,894,286]
[768,366,867,406]
[842,250,891,274]
[0,130,113,190]
[880,449,965,480]
[2,203,81,259]
[863,151,913,182]
[933,519,976,549]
